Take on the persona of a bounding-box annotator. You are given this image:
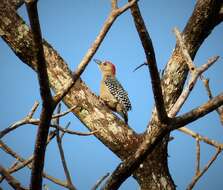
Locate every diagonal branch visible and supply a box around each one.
[171,92,223,130]
[201,77,223,125]
[55,106,76,190]
[168,55,219,118]
[0,139,68,188]
[91,173,110,190]
[128,0,168,124]
[178,127,223,149]
[0,165,28,190]
[173,27,196,72]
[186,148,222,190]
[0,101,39,139]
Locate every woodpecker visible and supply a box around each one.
[94,59,131,123]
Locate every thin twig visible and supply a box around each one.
[186,148,222,190]
[55,105,76,190]
[0,101,39,138]
[171,92,223,130]
[56,130,76,190]
[133,62,147,72]
[51,124,100,136]
[52,105,76,119]
[201,77,223,125]
[178,127,223,149]
[91,173,110,190]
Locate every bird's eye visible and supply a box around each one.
[103,62,107,66]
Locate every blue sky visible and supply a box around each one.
[1,0,223,189]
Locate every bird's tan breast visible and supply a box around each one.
[100,81,117,109]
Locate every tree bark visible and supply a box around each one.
[0,0,222,189]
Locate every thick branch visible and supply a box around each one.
[25,1,55,189]
[171,93,223,130]
[102,125,169,190]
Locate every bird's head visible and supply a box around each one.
[94,59,116,76]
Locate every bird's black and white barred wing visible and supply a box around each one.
[104,77,132,111]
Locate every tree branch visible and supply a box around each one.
[186,148,222,190]
[168,55,219,118]
[0,101,39,139]
[171,93,223,130]
[0,140,68,188]
[55,106,77,190]
[0,165,28,190]
[195,139,200,175]
[178,127,223,149]
[25,1,55,189]
[128,0,168,124]
[91,173,109,190]
[201,77,223,125]
[173,27,196,72]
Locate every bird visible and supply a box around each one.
[94,59,132,123]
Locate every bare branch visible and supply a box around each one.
[51,124,100,136]
[169,56,219,118]
[195,139,200,175]
[25,1,55,189]
[171,92,223,130]
[52,105,76,119]
[91,173,110,190]
[178,127,223,149]
[55,107,76,190]
[128,0,168,124]
[56,134,76,190]
[173,27,196,72]
[187,148,222,190]
[0,140,68,188]
[201,77,223,125]
[133,62,147,72]
[0,165,28,190]
[111,0,118,10]
[0,101,39,138]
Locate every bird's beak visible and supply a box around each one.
[93,59,102,65]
